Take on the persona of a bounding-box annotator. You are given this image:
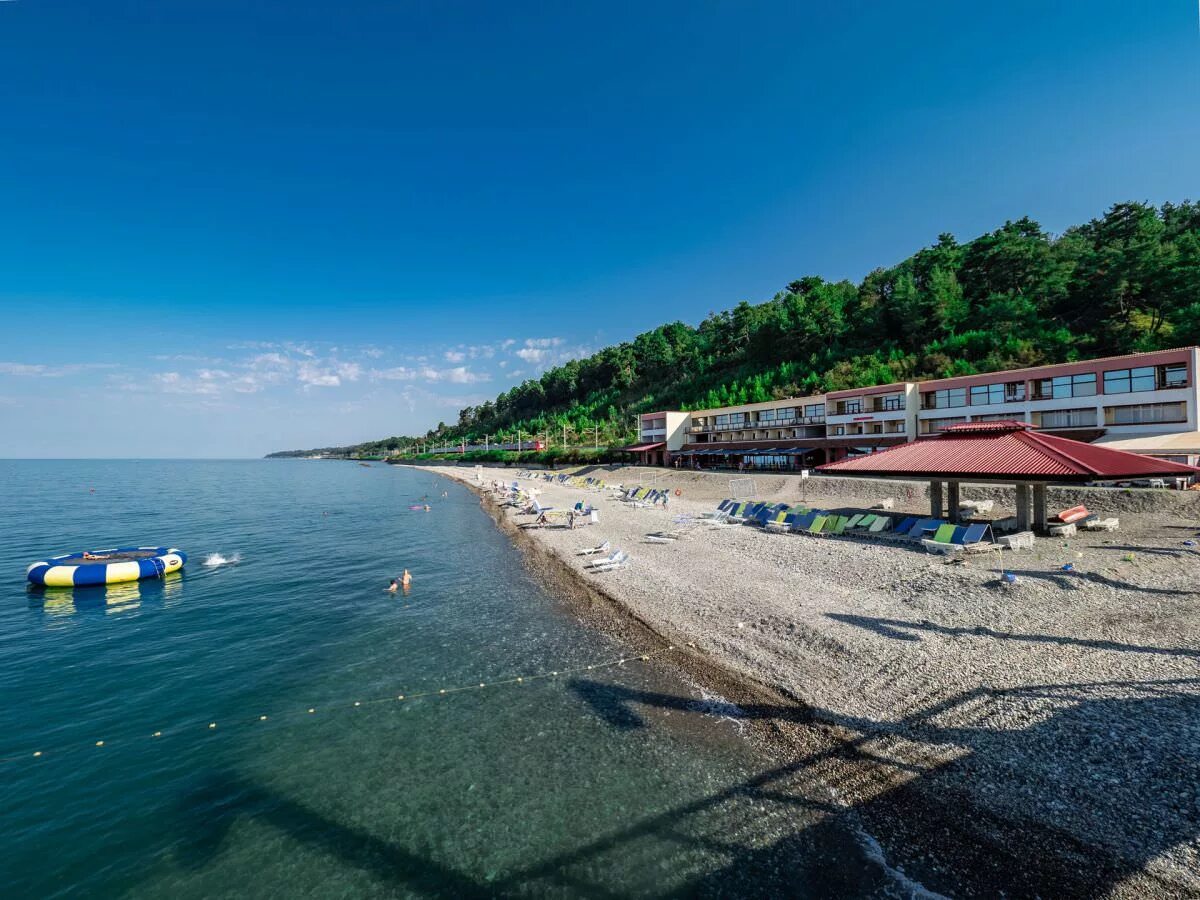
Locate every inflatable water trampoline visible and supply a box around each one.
[26,547,187,587]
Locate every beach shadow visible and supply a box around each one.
[164,673,1200,899]
[1003,566,1197,596]
[173,770,492,898]
[1094,544,1191,557]
[568,678,810,731]
[543,679,1200,896]
[826,612,1200,659]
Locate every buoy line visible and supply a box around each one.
[0,644,692,767]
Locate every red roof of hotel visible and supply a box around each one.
[817,421,1199,482]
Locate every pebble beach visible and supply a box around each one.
[421,462,1200,898]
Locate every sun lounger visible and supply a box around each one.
[868,515,892,533]
[765,511,798,532]
[588,550,630,572]
[578,540,611,556]
[584,550,621,569]
[922,524,966,554]
[806,515,827,534]
[645,531,685,543]
[907,518,944,540]
[931,523,957,543]
[791,511,815,530]
[844,514,864,529]
[892,517,916,536]
[959,523,998,553]
[1080,517,1119,532]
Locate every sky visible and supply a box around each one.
[0,0,1197,457]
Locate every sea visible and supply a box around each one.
[0,460,922,898]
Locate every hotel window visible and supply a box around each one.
[834,399,862,415]
[1032,408,1096,428]
[1103,363,1188,394]
[921,416,968,434]
[870,393,904,412]
[804,403,824,419]
[969,381,1025,405]
[714,413,747,429]
[1032,373,1096,400]
[924,387,968,409]
[972,412,1027,423]
[757,409,776,423]
[832,425,845,436]
[1104,402,1187,426]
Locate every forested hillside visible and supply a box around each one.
[282,201,1200,457]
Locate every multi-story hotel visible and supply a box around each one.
[632,346,1200,470]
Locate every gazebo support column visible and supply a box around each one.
[1032,483,1048,532]
[1017,487,1036,535]
[929,480,944,519]
[946,481,961,523]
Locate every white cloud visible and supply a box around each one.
[513,337,564,364]
[369,364,489,385]
[153,372,221,396]
[444,350,466,363]
[442,366,487,384]
[297,361,342,389]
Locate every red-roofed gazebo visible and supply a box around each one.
[818,421,1198,531]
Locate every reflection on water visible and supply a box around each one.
[28,572,187,619]
[104,581,142,614]
[160,571,184,607]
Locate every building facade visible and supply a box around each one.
[635,347,1200,470]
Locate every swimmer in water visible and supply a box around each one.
[401,569,412,588]
[423,504,431,511]
[387,578,398,594]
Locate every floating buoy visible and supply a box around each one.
[26,547,187,587]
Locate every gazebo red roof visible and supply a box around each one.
[621,441,666,453]
[817,421,1199,482]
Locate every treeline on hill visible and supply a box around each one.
[272,201,1200,459]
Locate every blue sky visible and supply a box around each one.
[1,1,1197,457]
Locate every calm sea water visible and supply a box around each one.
[0,460,903,898]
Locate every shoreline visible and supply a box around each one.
[418,461,1200,898]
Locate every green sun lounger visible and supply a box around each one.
[931,523,957,543]
[868,516,891,533]
[807,515,827,534]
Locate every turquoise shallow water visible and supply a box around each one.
[0,460,900,898]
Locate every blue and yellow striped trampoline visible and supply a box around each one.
[26,547,187,587]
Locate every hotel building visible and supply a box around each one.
[631,347,1200,470]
